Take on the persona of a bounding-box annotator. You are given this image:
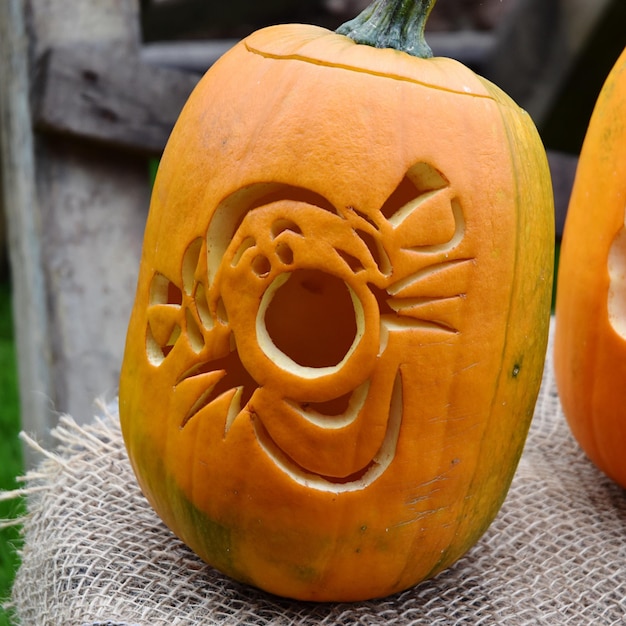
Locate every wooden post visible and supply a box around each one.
[24,0,150,437]
[0,0,55,457]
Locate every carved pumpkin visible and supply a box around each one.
[119,0,554,601]
[554,47,626,489]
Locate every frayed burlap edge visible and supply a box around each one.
[3,324,626,626]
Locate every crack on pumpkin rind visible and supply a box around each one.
[244,42,497,101]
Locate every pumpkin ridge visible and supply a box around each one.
[445,74,553,560]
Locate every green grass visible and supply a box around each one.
[0,281,24,626]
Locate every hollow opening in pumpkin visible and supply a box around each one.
[381,162,448,225]
[261,269,359,369]
[608,219,626,340]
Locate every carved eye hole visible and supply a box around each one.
[251,254,271,277]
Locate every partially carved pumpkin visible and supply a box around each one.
[554,47,626,489]
[120,0,554,601]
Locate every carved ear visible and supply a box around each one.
[381,162,464,254]
[380,161,448,225]
[376,163,472,337]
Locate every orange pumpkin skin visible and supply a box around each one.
[554,48,626,489]
[119,24,554,601]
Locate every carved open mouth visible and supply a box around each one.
[257,268,364,374]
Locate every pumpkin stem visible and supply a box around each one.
[336,0,436,59]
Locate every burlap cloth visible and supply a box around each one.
[4,322,626,625]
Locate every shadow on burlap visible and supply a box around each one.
[3,323,626,625]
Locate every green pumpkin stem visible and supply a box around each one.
[336,0,436,58]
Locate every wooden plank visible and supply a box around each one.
[0,0,55,456]
[539,0,626,153]
[33,44,199,156]
[26,0,141,59]
[37,137,150,425]
[141,39,237,74]
[140,0,327,42]
[484,0,625,153]
[139,30,496,76]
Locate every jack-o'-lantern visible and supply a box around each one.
[119,0,554,602]
[554,47,626,489]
